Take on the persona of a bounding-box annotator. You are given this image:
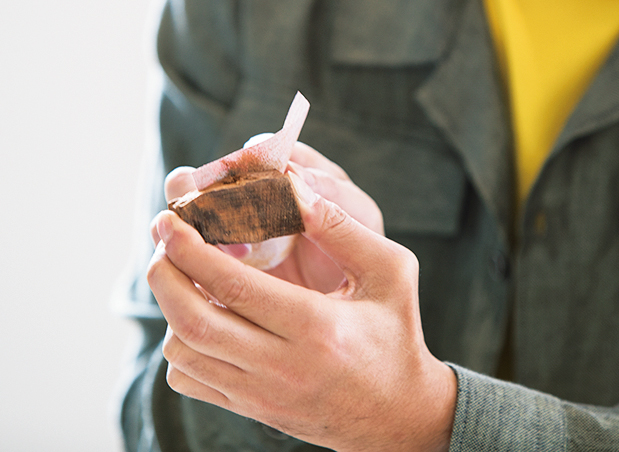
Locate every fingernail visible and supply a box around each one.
[157,212,174,244]
[287,161,316,189]
[288,171,319,206]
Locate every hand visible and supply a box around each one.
[154,141,383,293]
[272,141,383,292]
[147,174,456,452]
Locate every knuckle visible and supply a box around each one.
[176,313,212,346]
[322,323,350,364]
[161,333,180,363]
[146,252,166,288]
[306,315,350,367]
[163,232,186,261]
[217,273,248,307]
[392,246,419,279]
[165,365,183,391]
[381,244,419,297]
[318,201,351,239]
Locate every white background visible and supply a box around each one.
[1,0,155,450]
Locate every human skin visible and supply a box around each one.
[147,143,457,451]
[158,142,385,293]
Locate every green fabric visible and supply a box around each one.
[117,0,619,450]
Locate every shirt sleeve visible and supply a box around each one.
[448,364,619,451]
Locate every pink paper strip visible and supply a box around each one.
[192,91,310,191]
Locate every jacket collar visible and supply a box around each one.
[553,41,619,155]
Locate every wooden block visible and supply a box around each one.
[168,170,304,245]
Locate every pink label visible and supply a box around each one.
[192,92,310,191]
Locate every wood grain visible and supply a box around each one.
[168,170,304,245]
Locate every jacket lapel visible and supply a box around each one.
[416,0,514,244]
[552,41,619,155]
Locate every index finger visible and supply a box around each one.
[156,210,319,336]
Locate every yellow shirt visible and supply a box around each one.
[483,0,619,205]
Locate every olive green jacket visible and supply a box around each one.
[117,0,619,450]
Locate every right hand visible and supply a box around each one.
[271,141,384,292]
[147,172,454,452]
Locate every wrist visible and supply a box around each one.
[422,359,458,452]
[332,356,457,452]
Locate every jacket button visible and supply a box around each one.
[489,251,510,280]
[533,211,547,237]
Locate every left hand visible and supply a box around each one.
[147,174,456,452]
[154,141,383,293]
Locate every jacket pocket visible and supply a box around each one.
[329,0,459,66]
[326,0,467,236]
[216,84,467,237]
[303,110,467,237]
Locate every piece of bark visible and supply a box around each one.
[168,170,304,245]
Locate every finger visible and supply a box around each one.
[164,329,249,397]
[160,164,260,261]
[287,162,384,234]
[164,166,197,202]
[289,141,350,181]
[152,210,318,335]
[153,166,198,245]
[166,363,233,411]
[147,239,282,366]
[150,215,161,246]
[288,172,410,298]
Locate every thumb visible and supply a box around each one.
[287,172,402,293]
